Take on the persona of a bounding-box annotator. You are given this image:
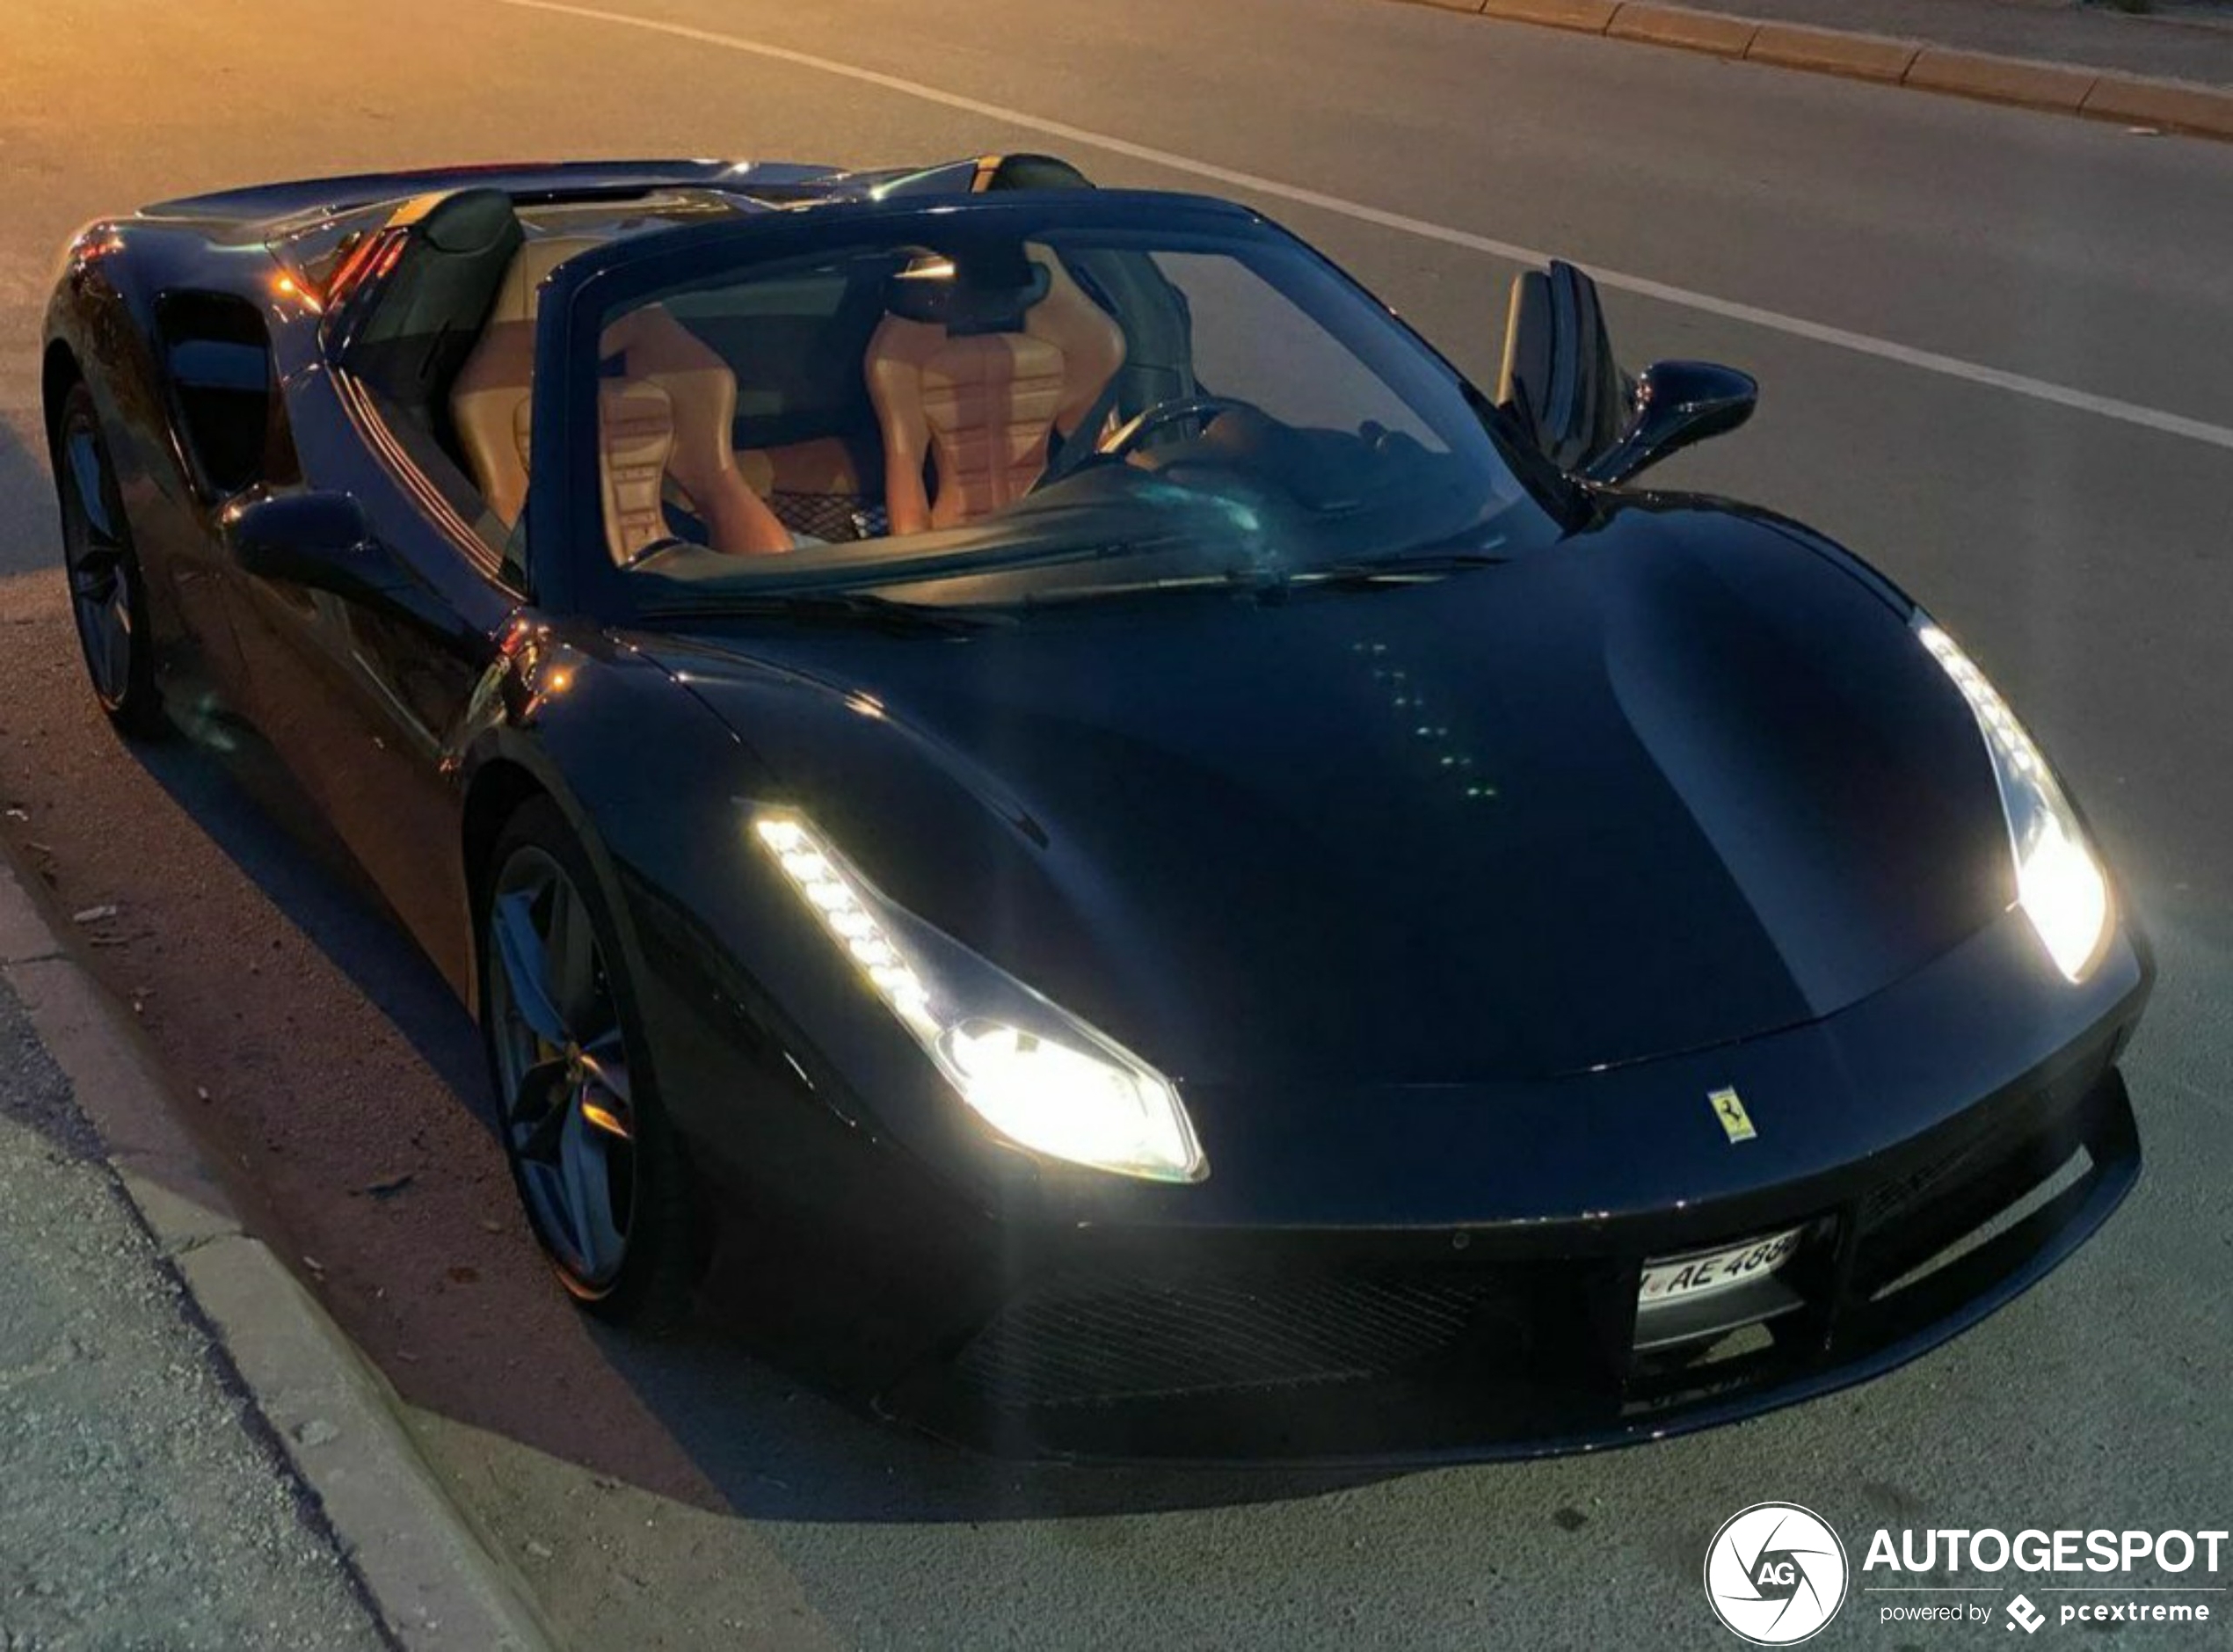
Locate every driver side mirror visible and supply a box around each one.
[1496,263,1757,485]
[221,489,408,606]
[1580,360,1758,488]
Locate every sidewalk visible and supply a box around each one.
[1419,0,2233,133]
[0,974,385,1650]
[1706,0,2233,88]
[0,850,552,1652]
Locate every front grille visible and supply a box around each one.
[1861,1130,1995,1231]
[1851,1054,2110,1295]
[956,1265,1509,1408]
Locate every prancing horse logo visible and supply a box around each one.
[1709,1087,1757,1143]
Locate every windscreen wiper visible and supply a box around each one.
[1013,548,1509,608]
[639,589,1007,635]
[1280,549,1509,589]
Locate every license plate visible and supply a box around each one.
[1640,1227,1803,1306]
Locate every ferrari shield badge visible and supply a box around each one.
[1708,1087,1757,1143]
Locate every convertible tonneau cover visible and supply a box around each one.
[137,158,845,231]
[136,152,1098,234]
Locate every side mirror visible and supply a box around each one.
[221,489,404,604]
[1496,261,1634,474]
[1581,360,1757,488]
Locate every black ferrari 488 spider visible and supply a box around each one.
[40,150,2149,1460]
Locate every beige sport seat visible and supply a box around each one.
[862,244,1125,535]
[595,380,680,564]
[449,235,791,562]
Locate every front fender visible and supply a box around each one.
[456,621,1036,1256]
[453,624,850,1176]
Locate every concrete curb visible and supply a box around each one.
[1609,2,1758,56]
[0,852,557,1652]
[1407,0,2233,139]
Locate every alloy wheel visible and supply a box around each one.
[57,408,137,710]
[487,847,639,1289]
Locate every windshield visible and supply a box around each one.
[583,221,1555,605]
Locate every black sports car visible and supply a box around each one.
[40,151,2149,1461]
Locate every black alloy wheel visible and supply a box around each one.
[480,799,695,1327]
[52,382,163,735]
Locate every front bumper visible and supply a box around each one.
[876,1041,2140,1463]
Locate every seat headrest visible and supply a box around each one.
[345,187,524,420]
[883,248,1051,336]
[418,187,521,256]
[979,153,1095,192]
[489,234,605,329]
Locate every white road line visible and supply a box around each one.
[501,0,2233,455]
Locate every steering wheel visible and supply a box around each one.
[1032,394,1269,496]
[1096,395,1264,462]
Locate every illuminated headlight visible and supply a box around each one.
[753,812,1206,1183]
[1915,618,2110,982]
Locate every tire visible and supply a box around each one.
[50,381,164,737]
[476,797,696,1330]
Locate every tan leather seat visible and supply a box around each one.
[597,380,677,564]
[863,244,1124,535]
[450,236,790,562]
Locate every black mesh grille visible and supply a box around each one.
[956,1266,1508,1408]
[1861,1133,1989,1231]
[1859,1059,2100,1236]
[769,490,887,542]
[1851,1061,2111,1299]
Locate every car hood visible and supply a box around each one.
[646,506,2011,1087]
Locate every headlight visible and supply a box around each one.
[1914,617,2110,982]
[753,812,1207,1183]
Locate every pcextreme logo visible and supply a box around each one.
[1704,1503,1850,1645]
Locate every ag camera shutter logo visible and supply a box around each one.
[1705,1503,1850,1644]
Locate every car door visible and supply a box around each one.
[124,288,285,717]
[222,358,518,995]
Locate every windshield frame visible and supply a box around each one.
[528,189,1563,626]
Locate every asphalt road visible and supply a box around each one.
[3,1,2230,1647]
